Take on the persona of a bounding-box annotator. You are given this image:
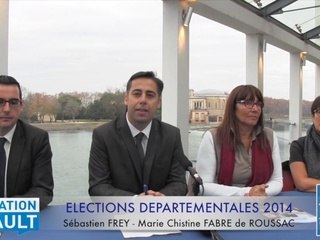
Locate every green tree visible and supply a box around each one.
[58,94,82,121]
[87,100,107,120]
[100,90,125,119]
[65,98,82,121]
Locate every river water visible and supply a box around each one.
[49,128,292,204]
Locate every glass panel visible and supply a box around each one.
[265,119,290,161]
[311,38,320,45]
[263,44,290,161]
[189,121,292,162]
[243,0,277,9]
[302,61,315,139]
[303,61,316,102]
[273,0,320,34]
[188,130,204,163]
[241,0,320,49]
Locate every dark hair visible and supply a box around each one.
[216,85,267,149]
[311,96,320,115]
[0,75,22,100]
[126,71,164,95]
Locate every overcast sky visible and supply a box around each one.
[7,0,316,101]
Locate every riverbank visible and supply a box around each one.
[31,121,105,131]
[189,123,219,131]
[31,121,219,132]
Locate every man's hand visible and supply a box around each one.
[139,190,165,196]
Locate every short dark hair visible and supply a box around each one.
[126,71,164,95]
[0,75,22,100]
[311,96,320,115]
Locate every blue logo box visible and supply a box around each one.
[0,198,39,234]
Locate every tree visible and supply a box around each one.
[64,98,82,121]
[72,92,101,108]
[87,100,107,120]
[21,93,36,122]
[57,94,82,121]
[22,93,49,122]
[100,90,125,119]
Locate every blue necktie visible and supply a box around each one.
[0,138,6,197]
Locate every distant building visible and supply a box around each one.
[189,89,227,124]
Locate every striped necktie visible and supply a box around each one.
[0,138,6,197]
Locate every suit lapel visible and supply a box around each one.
[117,115,143,184]
[6,121,25,196]
[143,119,158,184]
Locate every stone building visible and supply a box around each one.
[189,89,227,124]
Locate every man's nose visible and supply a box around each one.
[2,102,11,111]
[139,93,147,102]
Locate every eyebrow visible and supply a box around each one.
[131,89,157,94]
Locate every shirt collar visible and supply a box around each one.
[252,126,262,141]
[126,113,152,139]
[1,123,17,144]
[231,125,263,142]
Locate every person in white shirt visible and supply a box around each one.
[196,85,282,196]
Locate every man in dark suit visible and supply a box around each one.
[0,75,53,210]
[89,71,187,196]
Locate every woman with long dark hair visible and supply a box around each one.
[196,85,282,196]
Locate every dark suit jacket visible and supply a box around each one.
[7,120,54,210]
[88,114,187,196]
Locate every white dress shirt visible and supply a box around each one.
[196,130,283,196]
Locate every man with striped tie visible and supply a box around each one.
[0,75,53,210]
